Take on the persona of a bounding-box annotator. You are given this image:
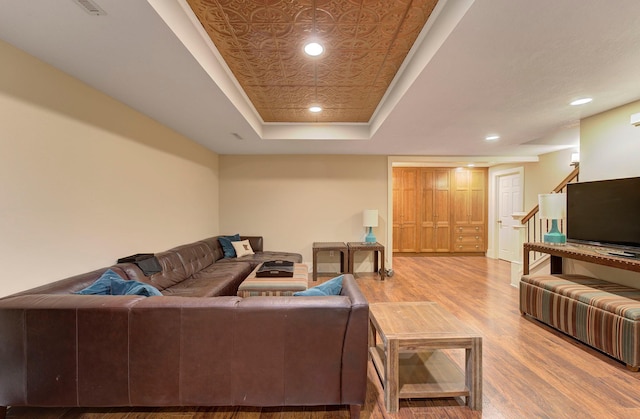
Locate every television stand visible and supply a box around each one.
[523,242,640,275]
[601,250,640,259]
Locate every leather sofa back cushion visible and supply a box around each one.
[142,251,189,291]
[199,237,225,261]
[169,242,215,278]
[243,236,263,253]
[5,267,129,297]
[127,295,352,406]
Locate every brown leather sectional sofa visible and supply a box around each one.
[0,236,369,418]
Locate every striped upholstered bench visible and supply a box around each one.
[520,274,640,370]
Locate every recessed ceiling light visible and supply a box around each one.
[485,135,500,141]
[468,163,475,167]
[570,98,593,106]
[304,42,324,57]
[309,106,322,113]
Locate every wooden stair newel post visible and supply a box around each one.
[511,212,527,287]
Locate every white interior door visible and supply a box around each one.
[498,173,523,261]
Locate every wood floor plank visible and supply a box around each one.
[7,256,640,418]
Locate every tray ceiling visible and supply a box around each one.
[186,0,439,123]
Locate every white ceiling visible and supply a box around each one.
[1,0,640,161]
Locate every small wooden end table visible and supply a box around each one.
[368,301,482,412]
[347,242,385,279]
[312,242,349,281]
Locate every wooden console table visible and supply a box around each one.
[347,242,385,280]
[523,242,640,275]
[312,242,348,281]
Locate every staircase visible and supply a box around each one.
[511,165,580,286]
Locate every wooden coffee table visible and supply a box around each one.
[368,301,482,412]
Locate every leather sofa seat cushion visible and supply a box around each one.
[161,277,231,298]
[162,263,253,297]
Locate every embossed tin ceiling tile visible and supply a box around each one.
[186,0,440,123]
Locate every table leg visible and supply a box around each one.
[312,249,318,281]
[340,250,345,273]
[385,339,399,413]
[550,255,563,274]
[466,337,483,410]
[368,319,376,348]
[380,249,385,280]
[374,251,378,273]
[349,249,355,276]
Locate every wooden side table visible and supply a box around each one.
[369,302,483,413]
[347,242,385,280]
[312,242,348,281]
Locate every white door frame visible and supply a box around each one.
[487,166,524,259]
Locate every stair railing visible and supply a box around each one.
[521,166,580,267]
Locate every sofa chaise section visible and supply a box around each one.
[208,236,303,268]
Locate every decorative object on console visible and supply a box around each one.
[539,193,566,245]
[363,209,378,243]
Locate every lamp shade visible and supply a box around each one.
[538,193,566,219]
[363,209,378,227]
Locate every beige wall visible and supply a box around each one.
[565,99,640,287]
[581,100,640,182]
[521,148,577,209]
[219,155,388,271]
[0,40,220,297]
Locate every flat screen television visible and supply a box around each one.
[566,176,640,257]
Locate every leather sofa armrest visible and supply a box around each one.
[339,274,369,406]
[241,236,263,252]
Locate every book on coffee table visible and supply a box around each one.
[256,260,294,277]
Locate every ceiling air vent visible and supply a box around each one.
[73,0,106,16]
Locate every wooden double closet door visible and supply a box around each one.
[393,167,488,254]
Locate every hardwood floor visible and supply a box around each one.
[7,256,640,418]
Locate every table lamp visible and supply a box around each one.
[363,209,378,243]
[538,193,566,245]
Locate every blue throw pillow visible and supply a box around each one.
[294,275,344,296]
[218,234,241,258]
[75,269,161,297]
